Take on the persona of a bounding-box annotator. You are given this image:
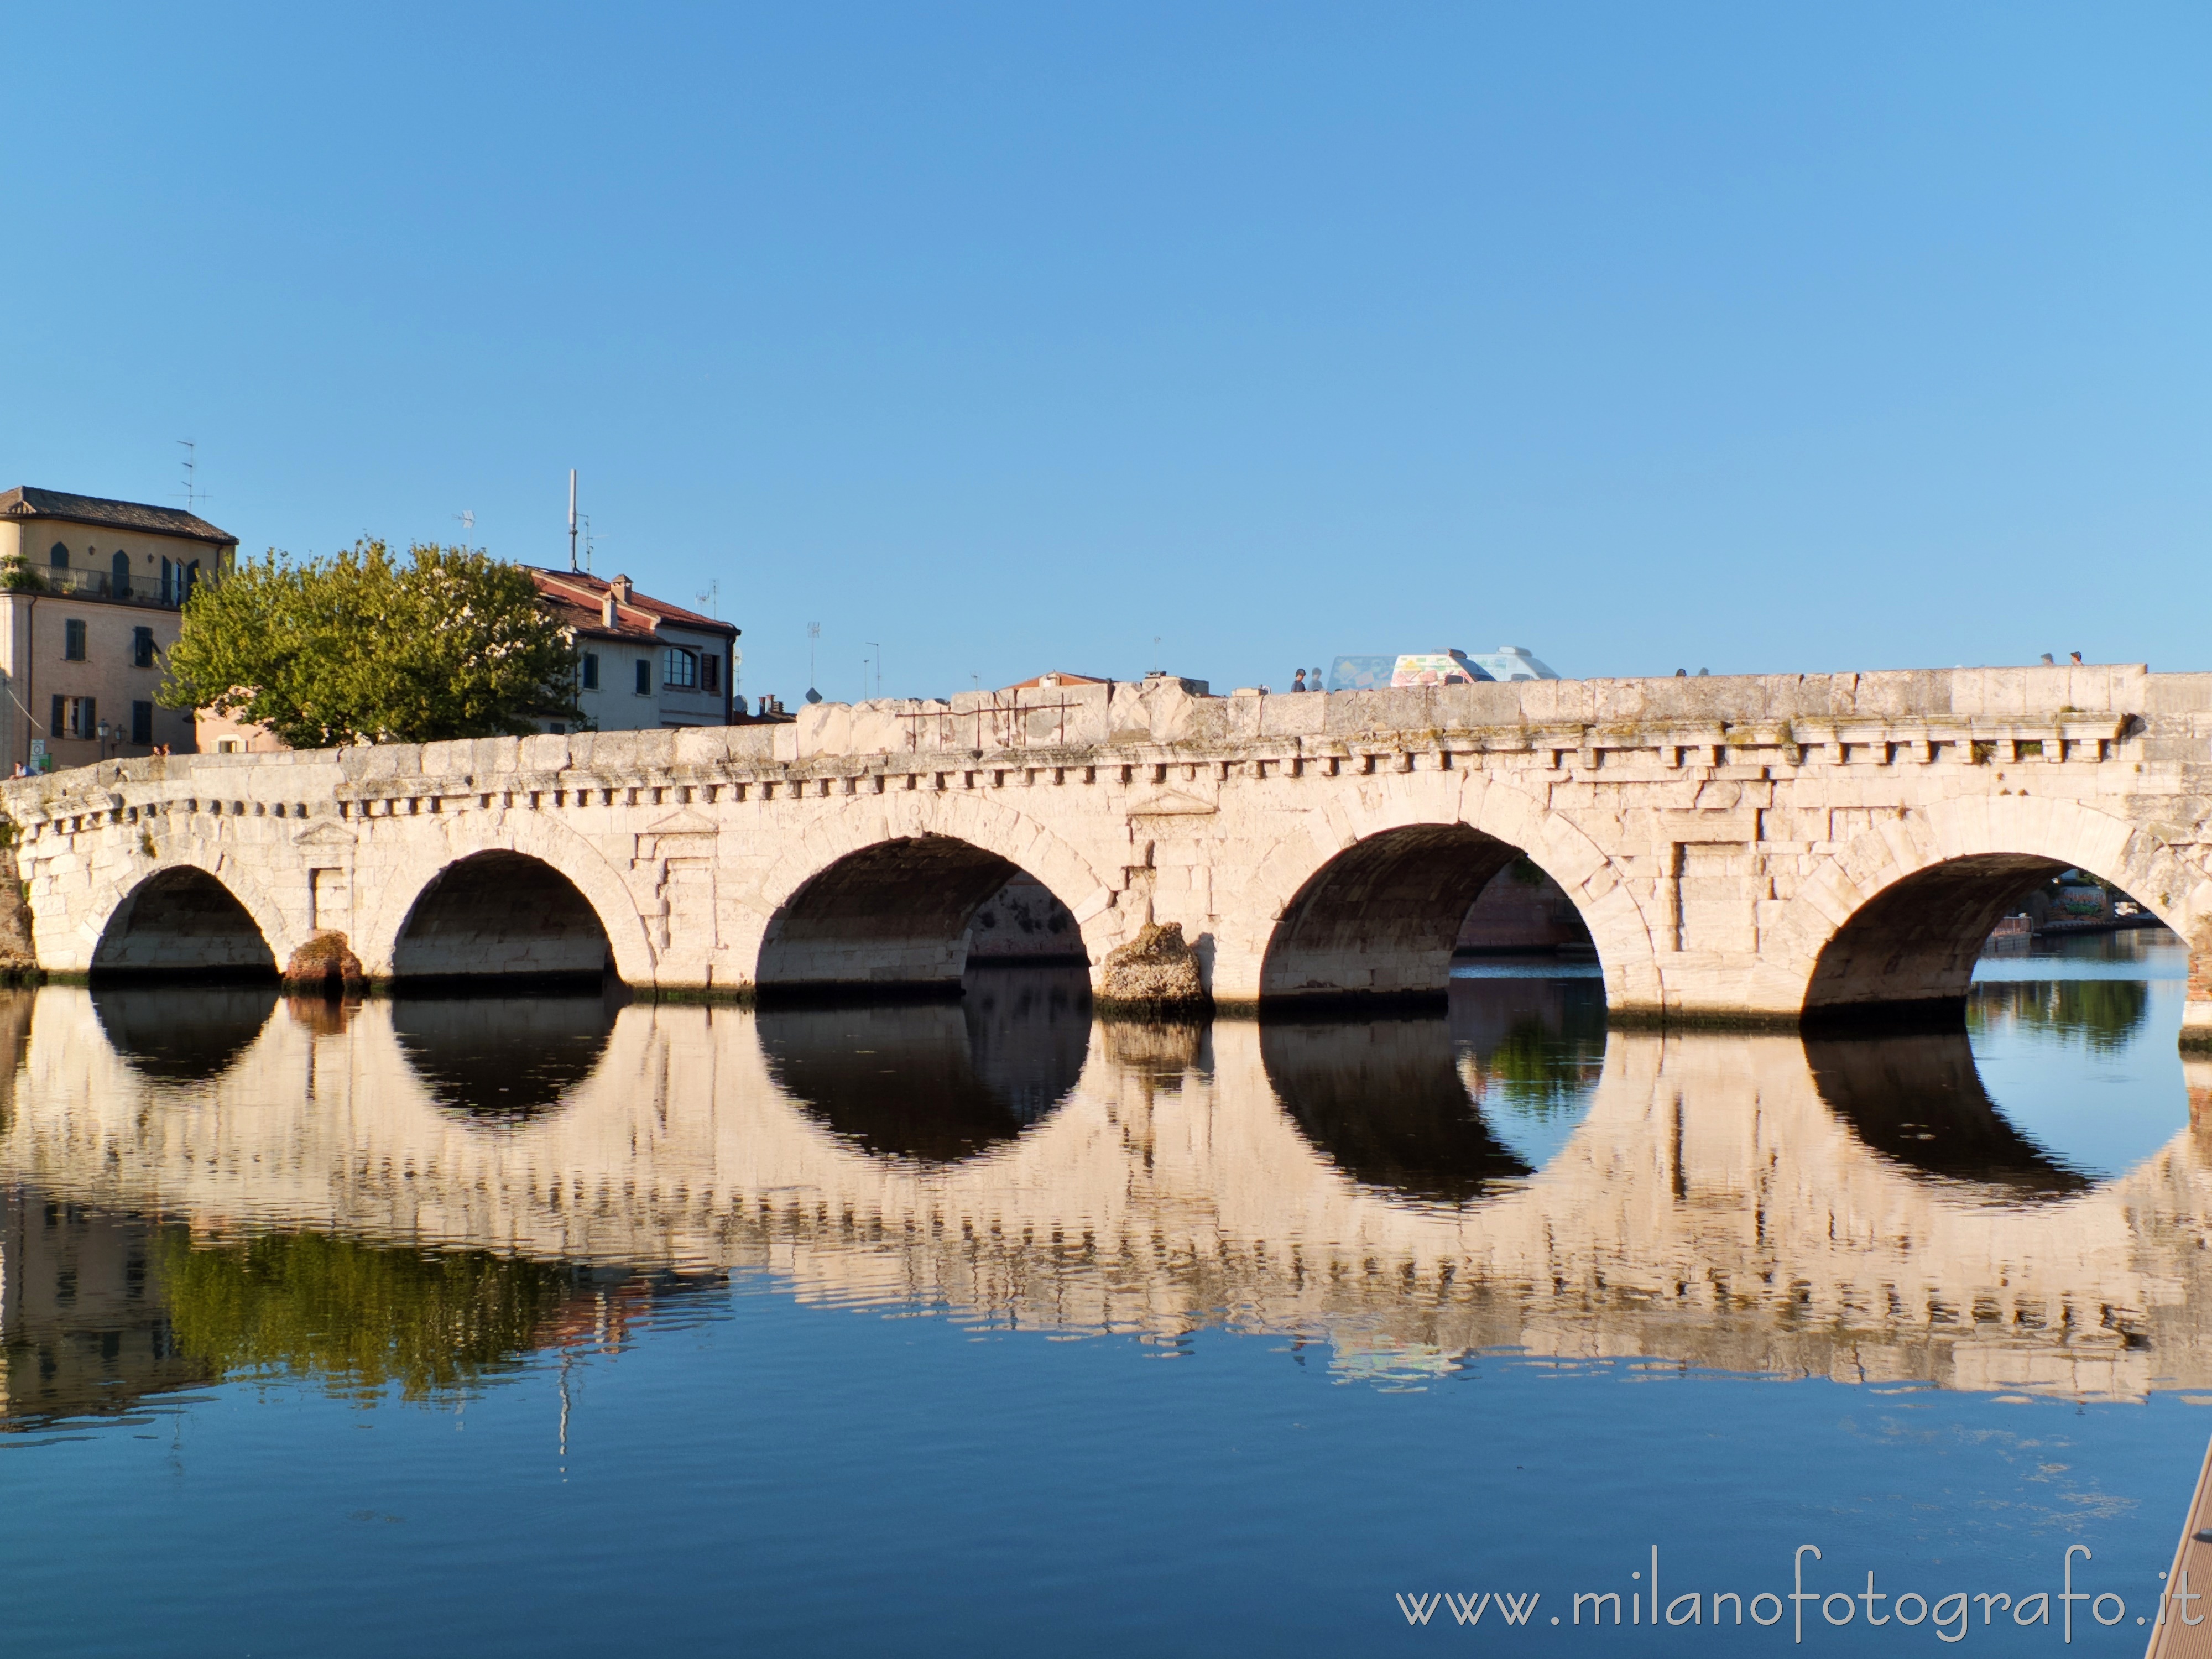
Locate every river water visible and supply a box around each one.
[2,934,2204,1653]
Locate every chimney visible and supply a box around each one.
[612,573,634,606]
[601,591,618,629]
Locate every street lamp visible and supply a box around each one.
[96,718,112,760]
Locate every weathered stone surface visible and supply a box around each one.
[0,667,2204,1032]
[1098,921,1204,1008]
[280,930,364,993]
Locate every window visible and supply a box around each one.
[48,542,67,570]
[581,652,600,691]
[51,696,95,739]
[159,556,174,605]
[62,619,86,661]
[215,737,244,754]
[664,648,698,689]
[132,627,156,669]
[701,654,720,693]
[634,658,651,696]
[111,550,131,598]
[131,701,153,746]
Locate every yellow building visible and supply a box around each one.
[0,487,236,773]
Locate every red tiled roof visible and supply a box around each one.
[526,568,739,644]
[1003,671,1110,690]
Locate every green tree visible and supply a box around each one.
[159,540,581,747]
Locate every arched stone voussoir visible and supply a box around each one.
[349,814,656,983]
[1241,777,1661,1005]
[1770,794,2210,1018]
[82,851,299,974]
[750,797,1117,950]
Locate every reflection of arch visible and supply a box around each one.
[1803,1031,2093,1202]
[390,852,614,984]
[91,865,280,977]
[758,986,1088,1162]
[757,832,1098,994]
[1223,775,1656,1010]
[392,993,618,1122]
[90,984,279,1080]
[1773,796,2208,1025]
[1261,1015,1535,1202]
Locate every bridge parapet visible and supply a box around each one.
[0,667,2204,1030]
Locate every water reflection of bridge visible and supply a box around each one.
[3,978,2210,1404]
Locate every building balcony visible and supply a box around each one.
[3,566,191,608]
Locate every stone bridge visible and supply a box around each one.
[2,664,2209,1032]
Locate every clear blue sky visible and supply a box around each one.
[7,4,2206,702]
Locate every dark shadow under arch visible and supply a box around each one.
[758,966,1090,1162]
[1803,854,2074,1029]
[91,867,277,980]
[1262,824,1600,1006]
[757,836,1079,997]
[392,852,613,987]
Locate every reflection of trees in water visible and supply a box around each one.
[391,994,620,1123]
[1260,1018,1535,1204]
[1449,978,1606,1119]
[154,1230,576,1401]
[90,985,278,1082]
[1968,978,2150,1052]
[761,969,1089,1164]
[1804,1032,2092,1201]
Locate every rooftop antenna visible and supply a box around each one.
[567,470,578,572]
[579,514,594,574]
[865,640,881,699]
[696,580,719,620]
[176,440,200,512]
[455,509,474,547]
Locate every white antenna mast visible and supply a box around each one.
[177,440,199,512]
[455,509,474,546]
[567,470,578,572]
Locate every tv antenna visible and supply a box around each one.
[578,515,594,573]
[696,580,719,620]
[455,509,474,546]
[176,440,202,512]
[567,470,578,571]
[865,640,881,700]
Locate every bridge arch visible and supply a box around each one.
[355,815,655,985]
[388,852,617,985]
[1770,795,2212,1027]
[744,796,1120,996]
[1227,774,1660,1009]
[90,861,285,978]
